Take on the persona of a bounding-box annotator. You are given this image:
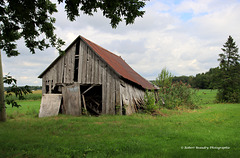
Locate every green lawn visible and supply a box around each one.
[0,90,239,158]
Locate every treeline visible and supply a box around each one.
[172,67,220,89]
[4,86,42,91]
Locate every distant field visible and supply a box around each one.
[197,89,217,104]
[1,89,239,157]
[4,89,42,101]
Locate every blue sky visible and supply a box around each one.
[2,0,240,86]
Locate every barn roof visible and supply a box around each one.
[39,35,157,90]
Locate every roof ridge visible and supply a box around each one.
[80,35,121,58]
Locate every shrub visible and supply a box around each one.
[216,89,240,103]
[143,90,158,113]
[157,81,198,109]
[144,68,199,111]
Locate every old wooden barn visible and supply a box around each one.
[38,35,157,117]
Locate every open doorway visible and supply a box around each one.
[80,84,102,115]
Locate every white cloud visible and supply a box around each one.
[175,0,212,14]
[2,0,240,85]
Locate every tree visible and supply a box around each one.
[154,67,173,88]
[0,0,147,121]
[4,74,32,108]
[0,51,6,121]
[217,36,240,103]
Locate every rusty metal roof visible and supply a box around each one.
[39,35,157,90]
[81,36,156,90]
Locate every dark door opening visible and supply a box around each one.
[80,84,102,115]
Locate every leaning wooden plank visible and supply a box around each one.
[82,84,96,95]
[87,104,99,115]
[39,94,62,117]
[82,94,87,111]
[90,98,100,107]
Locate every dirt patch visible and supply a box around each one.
[151,110,168,117]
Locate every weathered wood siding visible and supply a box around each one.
[42,39,121,115]
[120,81,145,115]
[42,44,75,93]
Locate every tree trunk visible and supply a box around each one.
[0,50,6,122]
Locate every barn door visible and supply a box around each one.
[62,84,82,116]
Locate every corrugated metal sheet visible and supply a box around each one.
[81,36,156,90]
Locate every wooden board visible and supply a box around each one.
[110,73,116,114]
[81,42,87,83]
[62,84,82,116]
[101,64,107,114]
[115,79,121,115]
[78,40,83,82]
[39,94,62,117]
[120,80,145,115]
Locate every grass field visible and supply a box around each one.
[0,89,239,157]
[197,89,218,104]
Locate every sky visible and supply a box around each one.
[2,0,240,86]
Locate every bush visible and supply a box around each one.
[157,81,198,109]
[143,90,158,113]
[143,68,199,111]
[216,89,240,103]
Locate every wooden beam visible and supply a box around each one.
[87,104,100,115]
[82,84,96,95]
[90,98,100,107]
[82,94,87,112]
